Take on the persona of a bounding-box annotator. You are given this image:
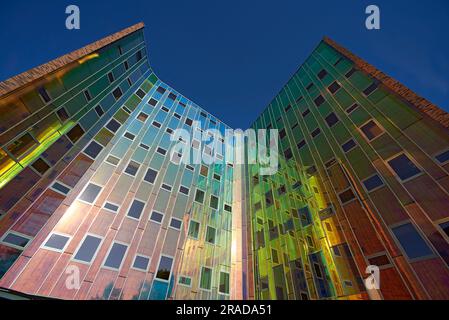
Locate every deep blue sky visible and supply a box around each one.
[1,0,448,129]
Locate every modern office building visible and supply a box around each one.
[0,23,448,300]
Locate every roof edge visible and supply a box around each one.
[323,36,449,130]
[0,22,145,97]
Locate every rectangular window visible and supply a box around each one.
[178,276,192,287]
[152,121,161,128]
[360,120,384,141]
[124,160,140,176]
[192,139,201,149]
[83,141,103,159]
[345,67,356,78]
[272,249,282,265]
[341,139,356,153]
[314,95,325,107]
[200,267,212,290]
[104,242,128,269]
[224,204,232,212]
[124,132,135,141]
[38,86,51,103]
[127,199,145,220]
[363,83,378,96]
[179,186,189,195]
[67,124,85,143]
[124,61,129,70]
[112,87,123,100]
[122,106,132,114]
[346,103,359,114]
[367,254,391,267]
[1,232,30,249]
[317,69,328,80]
[31,158,50,175]
[387,153,422,181]
[157,86,166,94]
[311,128,321,138]
[137,112,148,122]
[210,195,219,210]
[297,140,306,150]
[279,128,287,140]
[206,226,216,244]
[56,107,70,123]
[51,181,71,195]
[106,155,120,166]
[302,109,310,117]
[339,189,356,204]
[363,174,384,192]
[200,165,209,177]
[140,143,150,150]
[188,220,200,239]
[95,105,104,117]
[266,192,273,207]
[107,72,114,83]
[148,98,158,106]
[136,89,146,99]
[106,119,121,133]
[284,148,293,160]
[185,118,193,126]
[161,106,169,113]
[439,221,449,238]
[103,202,119,213]
[299,206,312,227]
[161,184,172,191]
[84,90,92,101]
[325,113,339,127]
[219,271,230,294]
[133,255,150,271]
[73,235,102,263]
[170,218,182,230]
[79,183,102,204]
[332,246,341,257]
[328,81,341,94]
[167,92,176,100]
[392,223,433,260]
[156,147,167,156]
[150,211,164,223]
[195,189,205,203]
[135,50,143,62]
[435,150,449,164]
[144,168,158,184]
[306,83,314,91]
[156,256,173,281]
[43,233,70,252]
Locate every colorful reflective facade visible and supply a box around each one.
[247,38,449,300]
[0,23,449,300]
[0,24,234,300]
